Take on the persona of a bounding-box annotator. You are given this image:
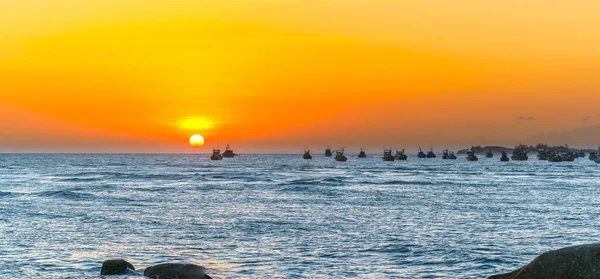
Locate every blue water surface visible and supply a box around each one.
[0,153,599,278]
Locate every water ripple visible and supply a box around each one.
[0,154,598,278]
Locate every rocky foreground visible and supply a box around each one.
[102,244,600,278]
[488,244,600,279]
[101,259,212,278]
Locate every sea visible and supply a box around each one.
[1,153,599,278]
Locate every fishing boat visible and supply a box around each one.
[417,147,426,158]
[548,154,562,162]
[544,150,555,161]
[594,148,600,163]
[485,149,493,158]
[442,149,449,159]
[511,145,529,161]
[578,151,586,158]
[358,148,367,158]
[222,144,235,158]
[426,148,436,158]
[537,149,548,160]
[395,149,408,160]
[500,151,510,161]
[325,147,333,157]
[335,149,347,161]
[303,149,312,159]
[382,149,395,161]
[572,151,579,159]
[562,153,575,162]
[589,151,598,161]
[210,149,223,160]
[448,151,457,159]
[467,150,478,161]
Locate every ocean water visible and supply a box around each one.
[1,153,599,278]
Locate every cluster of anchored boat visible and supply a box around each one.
[302,145,600,163]
[536,148,600,163]
[209,144,600,163]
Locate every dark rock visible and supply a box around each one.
[144,263,212,279]
[100,259,135,275]
[488,243,600,279]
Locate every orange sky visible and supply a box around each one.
[2,0,600,152]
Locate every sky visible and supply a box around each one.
[2,0,600,153]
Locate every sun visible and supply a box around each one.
[189,134,205,147]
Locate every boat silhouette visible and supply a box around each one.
[537,149,548,160]
[590,150,598,161]
[382,149,395,161]
[511,145,529,161]
[500,151,510,161]
[325,147,333,157]
[571,151,579,159]
[448,151,457,159]
[548,153,563,162]
[426,148,436,158]
[358,148,367,158]
[335,149,347,162]
[467,150,478,161]
[222,144,235,158]
[395,149,408,160]
[303,149,312,159]
[210,149,223,160]
[417,147,426,158]
[485,149,493,158]
[562,153,575,162]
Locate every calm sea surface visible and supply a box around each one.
[1,153,599,278]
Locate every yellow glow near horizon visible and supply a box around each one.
[178,118,215,131]
[189,134,205,147]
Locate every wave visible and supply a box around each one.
[57,177,103,182]
[370,180,437,186]
[36,190,96,200]
[363,243,415,254]
[0,191,18,198]
[278,184,312,192]
[282,177,346,186]
[204,174,269,182]
[56,171,194,181]
[276,178,443,188]
[106,163,129,166]
[473,256,513,265]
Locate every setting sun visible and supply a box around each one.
[189,134,205,147]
